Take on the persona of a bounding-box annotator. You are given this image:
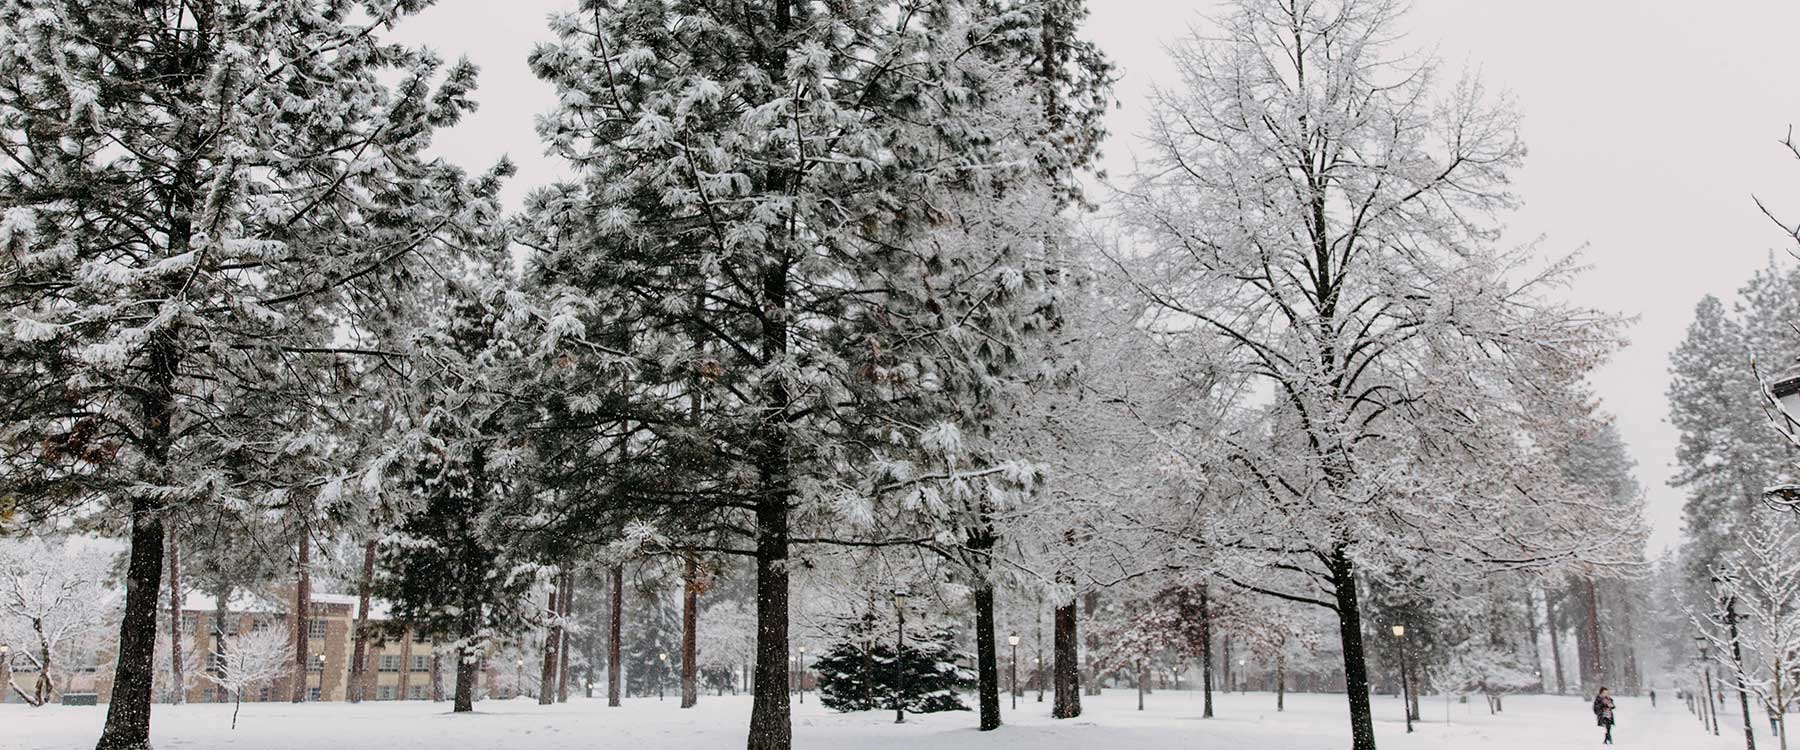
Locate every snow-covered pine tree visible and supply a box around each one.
[375,207,543,714]
[1113,1,1643,747]
[524,3,1104,747]
[0,2,488,745]
[814,625,974,714]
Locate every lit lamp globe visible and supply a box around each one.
[1391,625,1405,638]
[1773,358,1800,432]
[1007,634,1021,647]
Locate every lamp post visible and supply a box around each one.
[659,652,669,701]
[1392,625,1413,734]
[1714,587,1759,750]
[1698,637,1720,736]
[313,653,326,701]
[1007,634,1020,709]
[1771,358,1800,432]
[893,587,909,724]
[515,657,525,700]
[798,646,807,705]
[2,644,12,704]
[1035,656,1044,703]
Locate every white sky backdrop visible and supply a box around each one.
[393,0,1800,553]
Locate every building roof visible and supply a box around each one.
[174,589,394,621]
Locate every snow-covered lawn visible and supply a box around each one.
[3,691,1744,749]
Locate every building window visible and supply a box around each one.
[181,613,199,633]
[379,655,402,673]
[307,658,324,672]
[413,631,430,644]
[308,687,321,701]
[407,685,426,700]
[376,685,395,700]
[410,655,430,672]
[308,618,327,638]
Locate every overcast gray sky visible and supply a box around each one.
[394,1,1800,553]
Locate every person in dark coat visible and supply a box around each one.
[1593,687,1616,745]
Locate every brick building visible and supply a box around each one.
[3,590,495,705]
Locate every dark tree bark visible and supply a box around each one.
[212,590,230,702]
[95,494,167,750]
[1276,651,1286,712]
[609,565,623,708]
[973,580,1001,730]
[539,583,560,705]
[166,529,185,704]
[430,642,444,702]
[558,572,573,703]
[1545,588,1566,694]
[681,557,699,708]
[453,647,477,713]
[1221,635,1233,695]
[747,474,792,750]
[348,540,376,703]
[396,628,413,700]
[1052,597,1080,719]
[1329,547,1377,750]
[291,524,312,703]
[1082,592,1101,696]
[1200,584,1215,719]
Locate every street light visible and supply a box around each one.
[516,657,525,700]
[1391,625,1413,734]
[893,587,910,724]
[1034,656,1044,703]
[1007,634,1021,709]
[1771,358,1800,432]
[798,646,807,704]
[1696,636,1720,736]
[659,652,669,701]
[313,654,326,702]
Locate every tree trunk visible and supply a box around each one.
[682,558,699,709]
[1584,577,1605,690]
[1545,587,1566,694]
[1136,658,1145,710]
[1522,590,1543,691]
[453,647,477,713]
[1277,651,1286,712]
[430,644,444,702]
[291,521,312,703]
[1329,547,1377,750]
[213,590,230,702]
[1221,635,1234,695]
[1052,597,1080,719]
[609,565,623,708]
[1082,592,1101,696]
[348,540,376,703]
[558,572,573,703]
[166,528,185,704]
[973,579,1001,730]
[747,481,793,750]
[396,628,413,700]
[1200,584,1215,719]
[95,494,167,750]
[539,582,560,705]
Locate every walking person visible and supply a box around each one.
[1593,687,1617,745]
[1649,688,1656,708]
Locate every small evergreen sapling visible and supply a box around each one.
[814,626,974,714]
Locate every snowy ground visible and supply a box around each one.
[4,690,1749,749]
